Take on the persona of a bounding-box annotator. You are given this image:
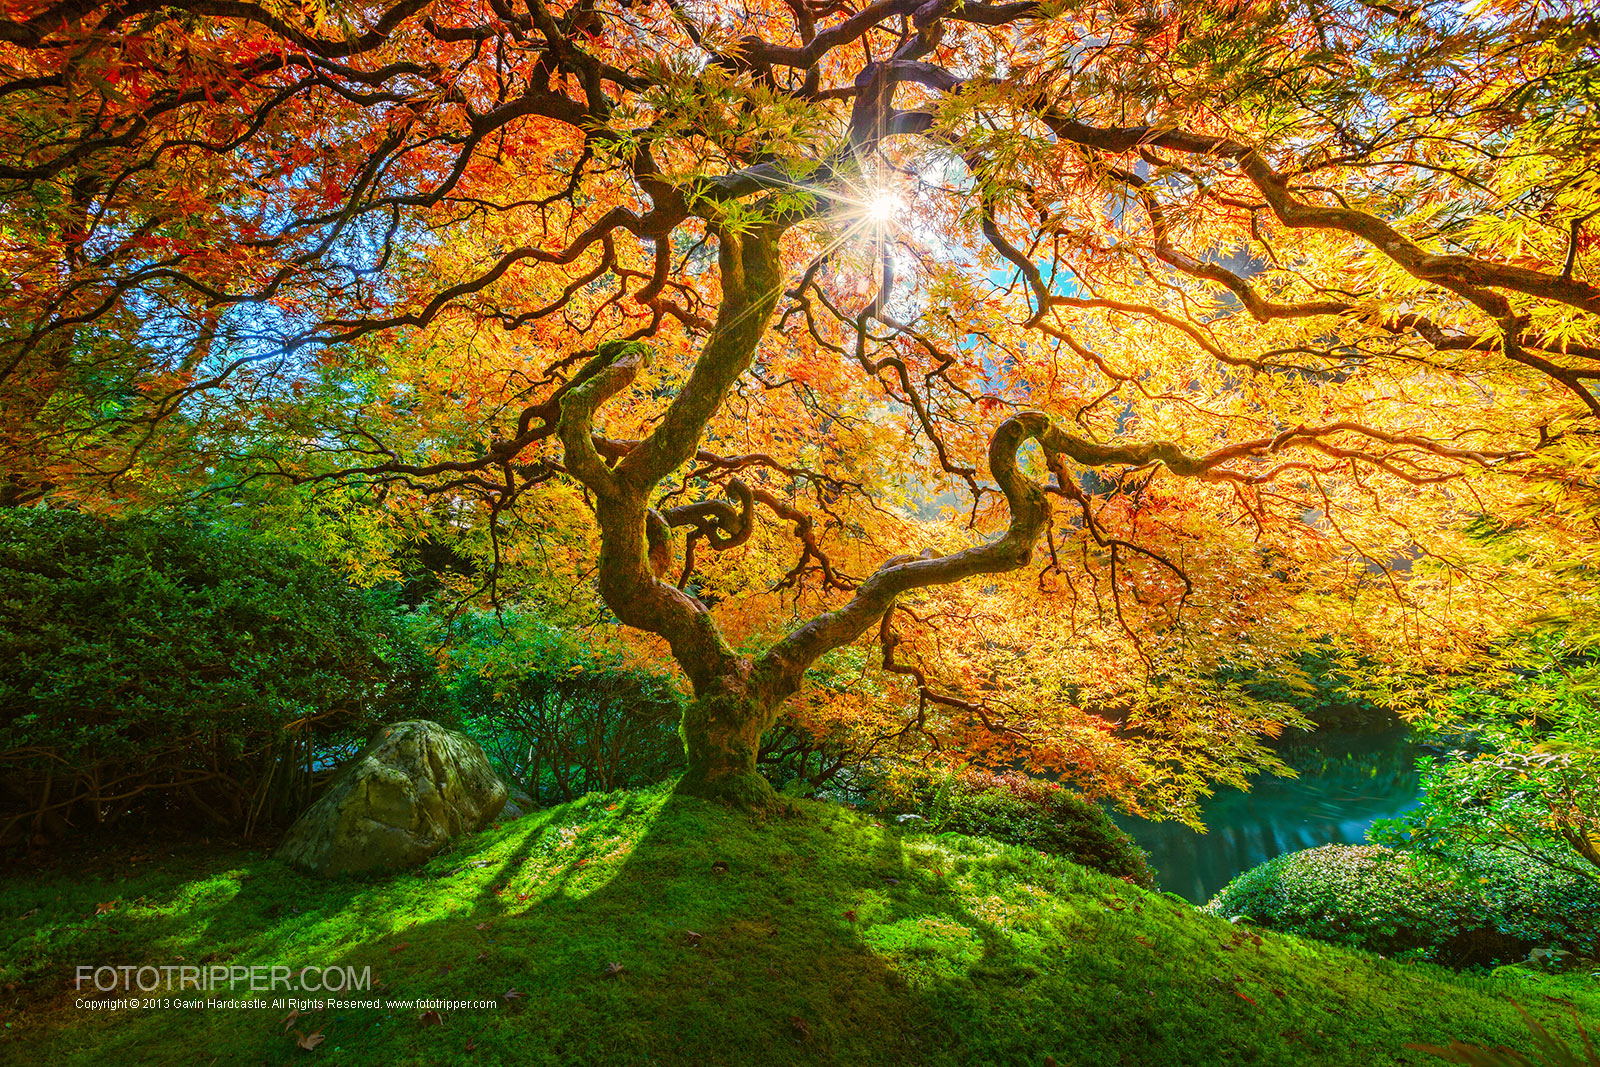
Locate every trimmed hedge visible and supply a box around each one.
[887,769,1156,887]
[1204,844,1600,967]
[0,510,443,842]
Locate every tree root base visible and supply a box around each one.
[673,769,778,812]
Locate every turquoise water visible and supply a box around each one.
[1113,728,1425,904]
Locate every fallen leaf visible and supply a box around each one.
[476,950,490,962]
[282,1008,302,1033]
[476,922,491,931]
[294,1029,324,1051]
[789,1015,811,1040]
[1235,990,1258,1006]
[602,962,626,979]
[420,1010,444,1027]
[388,942,410,955]
[843,910,857,922]
[95,901,117,915]
[683,931,703,946]
[501,987,523,1002]
[465,1037,478,1052]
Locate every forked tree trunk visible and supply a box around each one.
[554,226,1060,813]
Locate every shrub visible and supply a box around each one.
[1205,845,1473,956]
[1442,848,1600,957]
[881,768,1156,887]
[1375,643,1600,884]
[1205,844,1600,967]
[450,616,684,805]
[0,509,442,842]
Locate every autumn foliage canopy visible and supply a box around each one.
[3,0,1599,810]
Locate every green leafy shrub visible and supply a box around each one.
[0,509,443,842]
[1205,844,1600,966]
[882,768,1156,887]
[1437,848,1600,957]
[1205,845,1473,956]
[1375,651,1600,883]
[449,616,684,805]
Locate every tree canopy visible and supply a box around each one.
[4,0,1599,811]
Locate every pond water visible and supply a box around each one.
[1111,727,1425,904]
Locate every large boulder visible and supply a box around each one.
[276,720,507,876]
[497,787,537,822]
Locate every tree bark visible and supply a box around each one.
[676,675,778,808]
[556,226,788,809]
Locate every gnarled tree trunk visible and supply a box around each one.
[553,214,1190,812]
[677,677,778,808]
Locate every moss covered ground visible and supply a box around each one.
[2,786,1596,1066]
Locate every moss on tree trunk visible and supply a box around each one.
[675,688,776,810]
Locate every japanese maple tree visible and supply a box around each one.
[4,0,1599,808]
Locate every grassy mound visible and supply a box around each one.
[2,787,1596,1066]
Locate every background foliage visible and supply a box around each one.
[877,767,1156,888]
[0,510,444,842]
[449,615,685,805]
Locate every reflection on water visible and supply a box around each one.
[1112,728,1424,904]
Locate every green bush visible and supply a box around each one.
[1373,650,1600,885]
[1205,844,1600,967]
[1441,848,1600,956]
[0,509,443,842]
[449,615,684,805]
[884,769,1156,887]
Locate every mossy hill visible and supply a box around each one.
[3,787,1596,1066]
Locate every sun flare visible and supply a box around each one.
[865,190,900,223]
